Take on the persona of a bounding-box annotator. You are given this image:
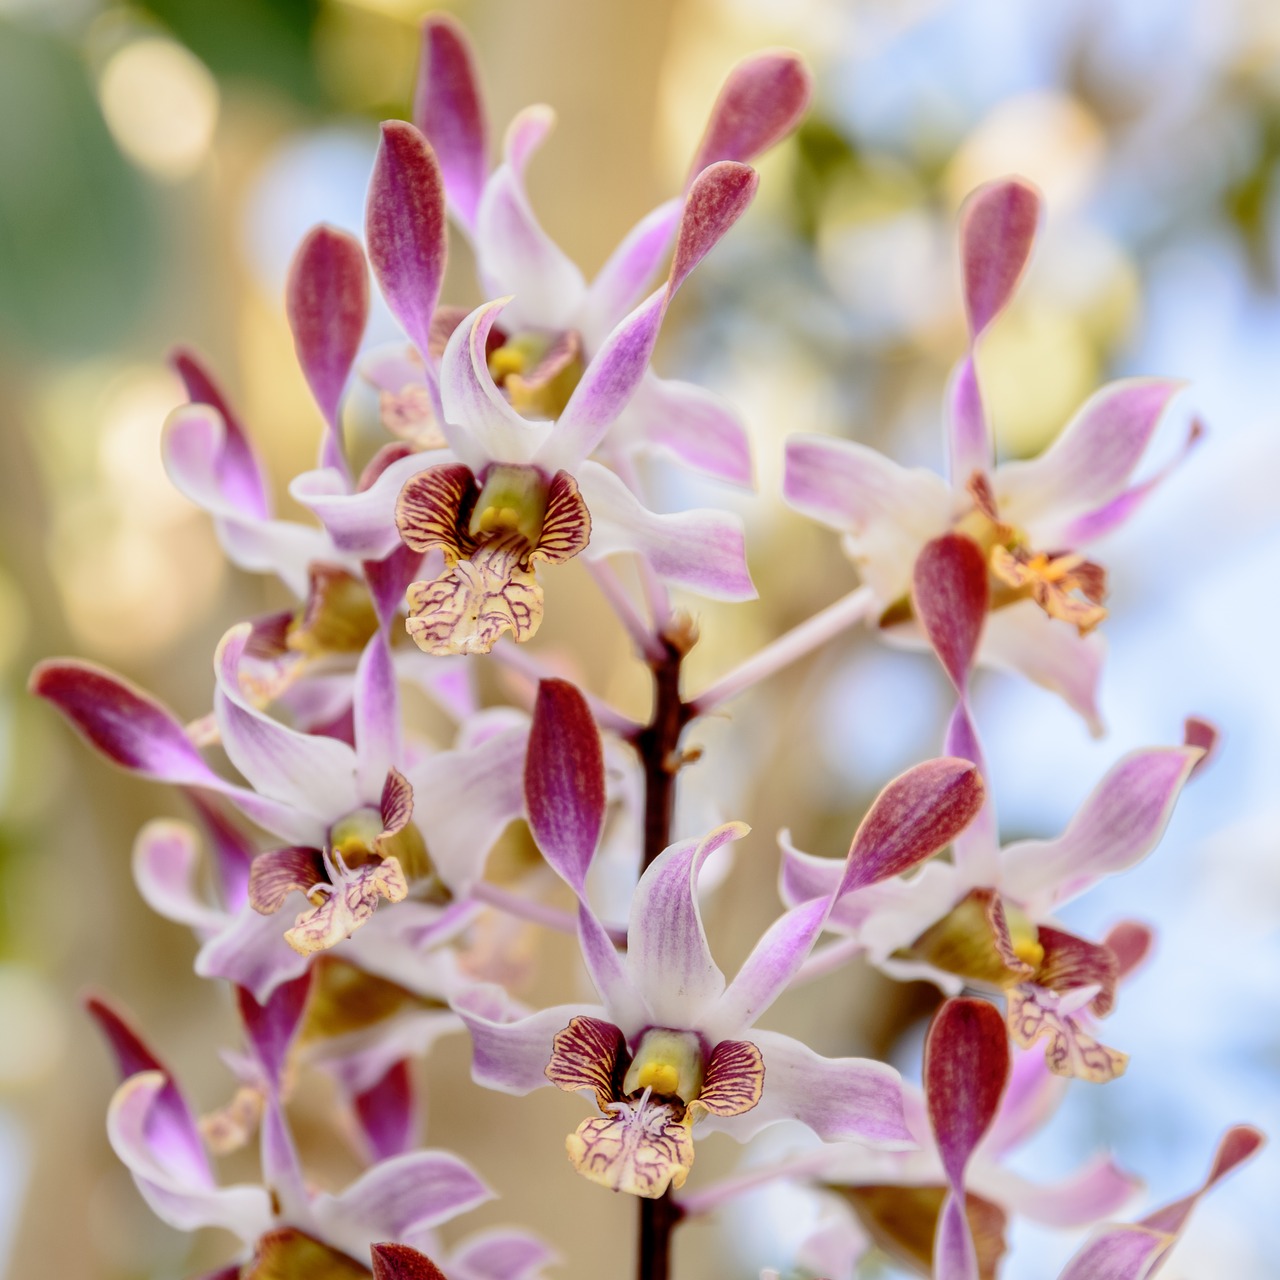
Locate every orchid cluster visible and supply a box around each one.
[32,14,1261,1280]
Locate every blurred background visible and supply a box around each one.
[1,0,1278,1275]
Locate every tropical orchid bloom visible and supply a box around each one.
[783,178,1200,730]
[296,149,760,656]
[374,14,812,487]
[89,988,553,1280]
[454,680,985,1198]
[1054,1125,1264,1280]
[783,533,1210,1082]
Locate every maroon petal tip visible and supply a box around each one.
[371,1242,448,1280]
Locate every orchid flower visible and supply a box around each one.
[392,15,812,486]
[88,988,552,1280]
[454,680,985,1198]
[297,154,760,656]
[783,179,1200,730]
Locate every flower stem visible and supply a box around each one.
[639,1188,684,1280]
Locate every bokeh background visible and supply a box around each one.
[1,0,1278,1276]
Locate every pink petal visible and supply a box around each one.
[286,223,370,468]
[686,50,813,181]
[171,347,269,520]
[367,121,448,362]
[996,378,1185,530]
[354,633,402,800]
[355,1060,419,1163]
[999,745,1202,913]
[985,1153,1139,1228]
[525,679,605,895]
[959,179,1040,338]
[1139,1125,1264,1236]
[575,461,756,600]
[580,198,682,338]
[195,903,311,1004]
[373,1242,447,1280]
[934,1193,979,1280]
[235,973,311,1085]
[912,533,989,693]
[132,820,226,935]
[925,998,1010,1189]
[412,14,489,231]
[447,1228,558,1280]
[946,354,991,486]
[1055,1226,1168,1280]
[943,704,1000,884]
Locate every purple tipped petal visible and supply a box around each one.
[354,633,402,799]
[171,347,269,519]
[525,679,605,895]
[624,374,754,488]
[581,198,682,337]
[576,461,756,601]
[912,533,989,693]
[1139,1125,1264,1236]
[703,1029,912,1148]
[994,1153,1140,1228]
[959,179,1040,338]
[943,704,1000,883]
[355,1060,418,1163]
[132,820,226,934]
[367,121,448,361]
[578,903,648,1034]
[997,378,1185,529]
[195,904,310,1004]
[1055,1226,1169,1280]
[107,1072,273,1240]
[999,745,1201,912]
[840,758,985,896]
[628,823,746,1026]
[412,14,489,231]
[235,972,311,1086]
[669,160,759,294]
[287,224,370,463]
[947,354,991,485]
[373,1242,447,1280]
[934,1192,979,1280]
[686,50,813,181]
[925,998,1010,1190]
[448,1228,558,1280]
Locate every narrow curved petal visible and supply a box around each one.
[1140,1125,1264,1235]
[412,14,489,231]
[978,1153,1139,1228]
[355,1061,419,1163]
[627,823,747,1026]
[195,904,311,1005]
[912,533,989,693]
[407,724,528,894]
[107,1072,273,1241]
[620,373,754,488]
[367,121,448,361]
[475,106,585,329]
[946,355,990,488]
[686,50,812,180]
[980,1046,1065,1158]
[934,1193,979,1280]
[287,224,369,455]
[783,435,952,605]
[999,746,1201,913]
[578,903,649,1034]
[943,704,1000,884]
[959,179,1040,339]
[525,679,605,895]
[132,820,226,934]
[996,379,1186,529]
[214,625,359,823]
[580,198,681,339]
[447,1228,558,1280]
[978,600,1106,735]
[373,1242,447,1280]
[1055,1226,1169,1280]
[704,1029,912,1148]
[354,633,402,800]
[291,451,446,559]
[576,461,755,600]
[236,974,311,1086]
[440,299,551,466]
[171,347,269,519]
[454,989,607,1095]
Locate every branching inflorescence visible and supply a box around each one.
[31,13,1261,1280]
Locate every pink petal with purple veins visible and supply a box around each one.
[959,179,1040,338]
[575,461,756,600]
[700,1029,912,1148]
[999,745,1201,913]
[925,998,1010,1190]
[440,299,552,465]
[475,106,585,329]
[996,378,1186,530]
[413,14,489,232]
[841,757,985,896]
[236,972,311,1085]
[1138,1125,1264,1236]
[578,902,649,1035]
[354,633,402,800]
[454,991,608,1095]
[171,347,269,519]
[943,704,1000,884]
[355,1060,418,1163]
[107,1072,273,1240]
[946,355,991,487]
[980,1046,1064,1158]
[373,1242,447,1280]
[579,198,682,339]
[214,624,358,824]
[783,434,953,605]
[686,50,813,181]
[188,794,255,911]
[131,820,226,935]
[620,373,754,488]
[367,121,448,362]
[934,1192,979,1280]
[448,1228,558,1280]
[525,679,605,895]
[1055,1226,1169,1280]
[195,903,310,1004]
[260,1092,309,1222]
[627,823,746,1026]
[287,224,370,469]
[982,1153,1139,1228]
[978,600,1106,735]
[912,533,989,693]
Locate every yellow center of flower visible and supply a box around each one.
[328,807,385,867]
[468,463,550,547]
[1003,902,1046,970]
[621,1029,705,1104]
[487,329,584,419]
